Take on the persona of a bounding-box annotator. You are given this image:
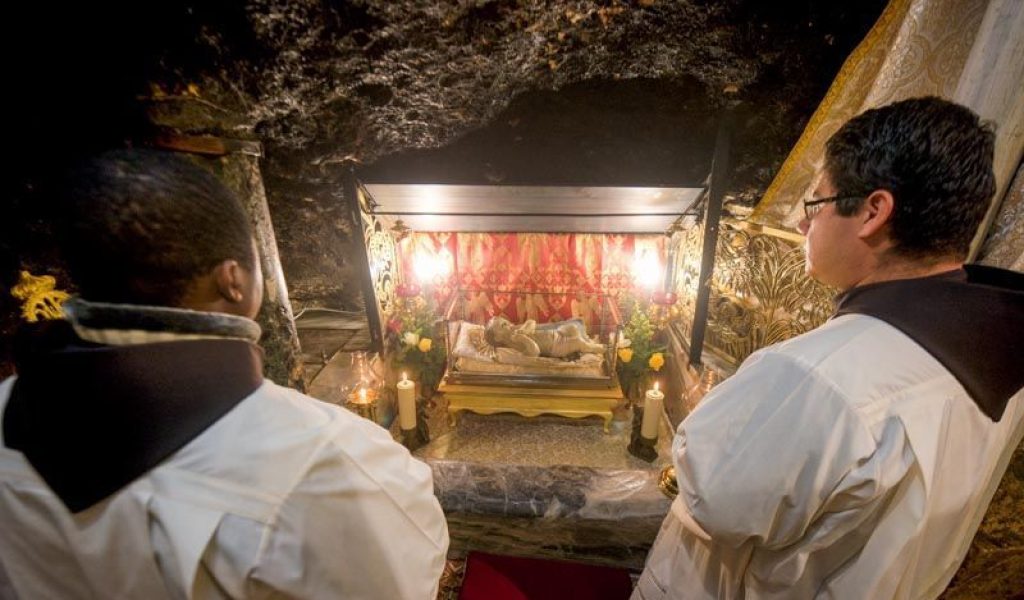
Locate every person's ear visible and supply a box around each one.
[857,189,895,240]
[212,259,246,305]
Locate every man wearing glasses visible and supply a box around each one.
[634,96,1023,599]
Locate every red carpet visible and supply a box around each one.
[458,551,633,600]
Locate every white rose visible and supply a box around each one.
[616,336,631,349]
[403,332,421,347]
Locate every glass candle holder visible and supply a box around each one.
[339,351,385,422]
[345,385,379,422]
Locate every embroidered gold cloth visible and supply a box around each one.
[753,0,1024,247]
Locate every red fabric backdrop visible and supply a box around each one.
[398,232,665,326]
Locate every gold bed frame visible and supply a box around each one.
[440,291,625,432]
[441,381,624,432]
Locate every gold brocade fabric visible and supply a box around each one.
[751,0,1010,230]
[980,161,1024,271]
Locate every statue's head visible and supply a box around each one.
[484,316,514,347]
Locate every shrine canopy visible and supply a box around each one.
[360,183,704,233]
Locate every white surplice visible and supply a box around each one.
[0,378,449,599]
[634,314,1024,599]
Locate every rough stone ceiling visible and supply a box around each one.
[13,1,884,178]
[6,0,887,311]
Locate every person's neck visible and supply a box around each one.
[848,256,963,290]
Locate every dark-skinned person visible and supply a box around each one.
[0,149,449,599]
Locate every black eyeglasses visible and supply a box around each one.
[802,195,862,220]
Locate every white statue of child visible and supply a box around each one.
[483,316,604,359]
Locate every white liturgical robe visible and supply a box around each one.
[0,378,449,599]
[634,314,1024,599]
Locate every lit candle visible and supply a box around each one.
[397,372,417,430]
[641,381,664,440]
[358,388,367,403]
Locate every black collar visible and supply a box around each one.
[3,321,264,513]
[834,265,1024,421]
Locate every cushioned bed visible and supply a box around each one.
[450,321,606,378]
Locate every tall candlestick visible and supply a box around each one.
[397,372,417,430]
[641,381,664,440]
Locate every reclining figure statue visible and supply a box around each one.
[483,316,605,359]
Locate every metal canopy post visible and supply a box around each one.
[689,109,734,367]
[342,165,385,353]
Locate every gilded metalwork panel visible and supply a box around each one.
[362,210,398,318]
[672,219,834,368]
[704,224,833,365]
[672,222,704,342]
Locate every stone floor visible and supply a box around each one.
[939,443,1024,599]
[412,402,668,470]
[436,559,465,600]
[410,398,674,570]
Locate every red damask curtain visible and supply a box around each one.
[398,232,665,326]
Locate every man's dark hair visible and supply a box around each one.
[825,96,996,261]
[60,149,255,306]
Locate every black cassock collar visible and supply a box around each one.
[3,320,264,513]
[834,264,1024,422]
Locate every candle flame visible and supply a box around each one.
[358,388,367,402]
[402,372,408,381]
[654,381,660,392]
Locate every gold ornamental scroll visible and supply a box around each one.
[11,271,70,322]
[752,0,1024,255]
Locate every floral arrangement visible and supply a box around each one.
[615,295,668,400]
[386,297,447,395]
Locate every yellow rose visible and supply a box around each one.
[418,338,433,352]
[648,352,665,371]
[618,348,634,363]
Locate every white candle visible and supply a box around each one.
[397,372,417,430]
[641,381,664,440]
